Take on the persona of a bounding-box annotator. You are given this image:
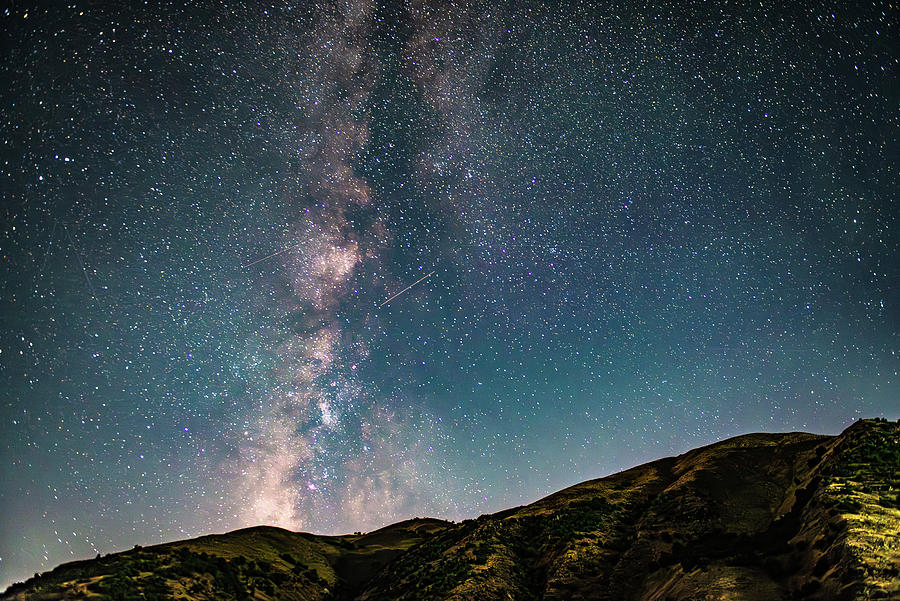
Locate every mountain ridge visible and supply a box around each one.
[4,418,898,600]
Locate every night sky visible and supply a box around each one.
[1,0,897,589]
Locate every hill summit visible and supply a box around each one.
[4,418,898,600]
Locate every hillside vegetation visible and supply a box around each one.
[4,418,898,600]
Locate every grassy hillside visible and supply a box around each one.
[4,419,897,601]
[0,519,449,601]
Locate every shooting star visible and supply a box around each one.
[380,271,435,307]
[242,242,304,268]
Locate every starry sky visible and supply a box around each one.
[1,0,897,589]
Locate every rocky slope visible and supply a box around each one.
[4,418,898,600]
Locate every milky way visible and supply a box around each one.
[1,0,897,589]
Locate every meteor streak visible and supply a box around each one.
[379,271,435,307]
[242,242,304,268]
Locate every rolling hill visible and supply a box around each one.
[4,418,898,600]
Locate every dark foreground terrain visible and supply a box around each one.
[4,418,898,600]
